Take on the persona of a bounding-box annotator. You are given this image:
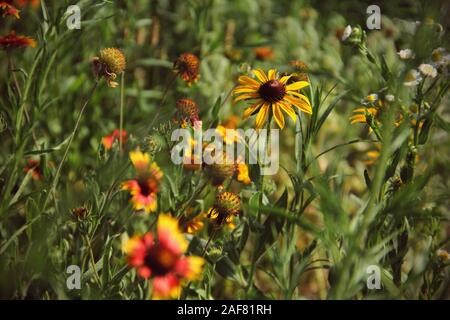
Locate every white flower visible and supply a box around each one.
[341,25,352,41]
[419,63,438,78]
[404,69,422,86]
[385,94,395,102]
[397,49,415,60]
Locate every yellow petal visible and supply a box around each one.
[255,103,269,129]
[286,81,310,91]
[285,95,312,114]
[233,85,258,94]
[252,69,268,83]
[243,102,263,119]
[279,75,292,84]
[272,103,285,129]
[288,91,311,106]
[233,93,259,103]
[238,75,260,87]
[268,69,276,80]
[130,150,150,171]
[278,101,297,122]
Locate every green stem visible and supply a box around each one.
[119,72,125,156]
[42,81,99,211]
[246,116,272,296]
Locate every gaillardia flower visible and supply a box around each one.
[102,129,128,150]
[207,191,241,229]
[0,2,20,18]
[173,53,200,85]
[24,159,42,180]
[125,214,204,299]
[122,151,163,214]
[204,161,236,187]
[179,211,206,235]
[233,69,312,129]
[92,48,126,88]
[175,98,201,130]
[0,31,36,49]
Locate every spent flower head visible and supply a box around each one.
[92,48,126,88]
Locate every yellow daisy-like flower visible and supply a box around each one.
[233,69,312,129]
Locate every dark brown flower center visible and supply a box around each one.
[144,245,178,276]
[138,179,157,196]
[258,80,286,102]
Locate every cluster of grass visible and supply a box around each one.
[0,0,449,299]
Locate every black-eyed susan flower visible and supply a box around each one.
[102,129,128,150]
[0,31,36,49]
[125,214,204,299]
[207,191,241,229]
[92,48,126,88]
[233,69,312,129]
[173,53,200,85]
[0,2,20,18]
[175,98,201,130]
[122,151,163,214]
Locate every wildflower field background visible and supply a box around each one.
[0,0,449,300]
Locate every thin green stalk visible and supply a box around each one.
[246,116,272,296]
[42,80,99,211]
[119,72,125,156]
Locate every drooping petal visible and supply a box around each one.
[242,102,263,119]
[252,69,268,83]
[255,103,269,129]
[288,91,311,106]
[272,103,285,129]
[278,101,297,122]
[285,95,312,114]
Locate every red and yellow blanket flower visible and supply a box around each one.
[124,214,204,299]
[0,1,20,18]
[122,151,163,214]
[102,129,128,150]
[173,53,200,85]
[207,191,241,229]
[233,68,312,129]
[0,31,36,49]
[24,159,43,180]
